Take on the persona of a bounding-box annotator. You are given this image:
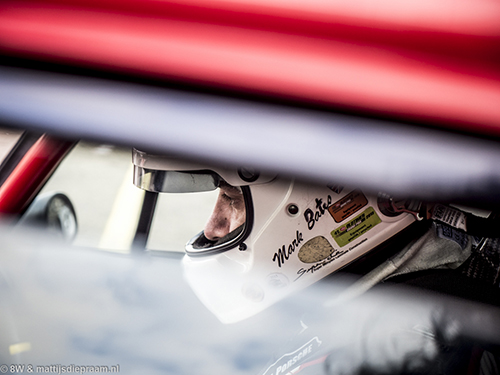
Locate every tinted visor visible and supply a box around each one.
[134,166,221,193]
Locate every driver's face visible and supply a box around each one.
[203,182,246,241]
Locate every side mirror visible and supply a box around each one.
[20,192,78,242]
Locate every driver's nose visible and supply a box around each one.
[203,187,246,241]
[204,197,231,241]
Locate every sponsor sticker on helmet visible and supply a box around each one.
[331,207,381,247]
[328,190,368,223]
[297,236,334,263]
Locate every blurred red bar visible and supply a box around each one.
[0,0,499,134]
[0,135,74,215]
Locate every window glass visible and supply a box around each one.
[39,142,139,251]
[39,141,218,253]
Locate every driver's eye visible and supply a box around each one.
[221,193,234,204]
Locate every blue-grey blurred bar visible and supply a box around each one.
[1,66,500,206]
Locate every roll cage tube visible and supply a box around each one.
[0,134,75,217]
[0,131,41,187]
[132,190,158,251]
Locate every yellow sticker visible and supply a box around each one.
[331,207,381,247]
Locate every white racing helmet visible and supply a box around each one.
[133,149,417,323]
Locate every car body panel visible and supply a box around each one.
[1,0,500,134]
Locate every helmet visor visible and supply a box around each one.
[134,166,221,193]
